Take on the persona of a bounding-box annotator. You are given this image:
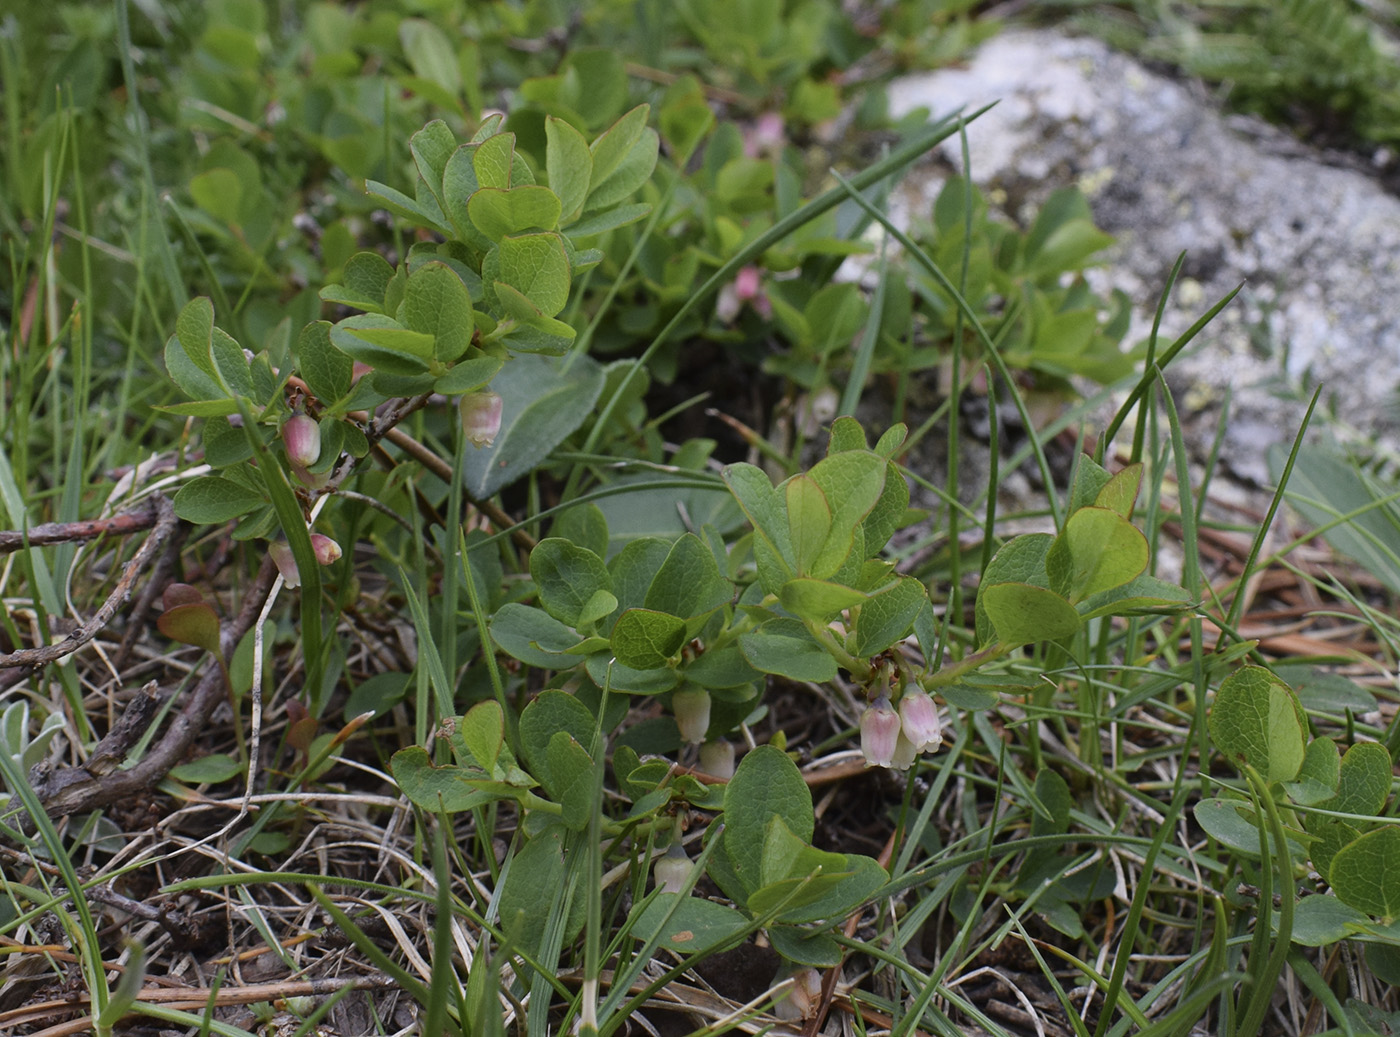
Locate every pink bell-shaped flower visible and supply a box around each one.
[898,689,942,753]
[860,695,901,768]
[460,391,503,448]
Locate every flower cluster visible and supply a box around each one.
[860,686,943,770]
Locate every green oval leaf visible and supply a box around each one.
[1208,665,1307,784]
[389,747,490,813]
[980,582,1081,648]
[546,115,592,224]
[739,619,838,683]
[722,745,812,896]
[172,476,266,523]
[531,538,611,628]
[611,608,687,670]
[778,578,867,624]
[1331,826,1400,922]
[1047,506,1148,603]
[468,186,563,243]
[399,261,475,362]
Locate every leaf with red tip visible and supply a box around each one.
[157,602,222,658]
[163,583,205,610]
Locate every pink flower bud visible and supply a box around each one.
[898,689,942,753]
[860,695,901,768]
[269,542,300,589]
[698,738,736,780]
[460,391,503,448]
[310,533,342,565]
[744,111,785,158]
[282,413,321,468]
[672,686,711,745]
[734,265,762,302]
[653,842,691,895]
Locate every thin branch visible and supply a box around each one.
[0,497,163,555]
[32,555,278,822]
[0,496,179,669]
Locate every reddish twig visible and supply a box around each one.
[0,498,164,555]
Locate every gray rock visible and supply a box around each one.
[883,29,1400,484]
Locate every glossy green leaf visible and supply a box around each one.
[643,534,732,620]
[409,120,456,212]
[164,335,225,404]
[974,533,1054,646]
[589,105,649,195]
[320,251,394,313]
[586,127,658,210]
[584,653,677,695]
[785,474,831,576]
[722,463,795,593]
[683,645,762,690]
[458,700,507,775]
[473,132,515,190]
[1330,741,1393,816]
[1193,797,1274,858]
[296,321,353,404]
[758,851,887,926]
[434,355,503,395]
[520,690,596,780]
[1095,463,1143,518]
[497,826,575,958]
[1074,575,1194,621]
[1290,894,1370,947]
[1284,737,1341,805]
[804,451,887,579]
[766,926,842,968]
[330,315,434,375]
[176,296,217,380]
[490,603,581,669]
[390,747,493,813]
[1312,818,1361,882]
